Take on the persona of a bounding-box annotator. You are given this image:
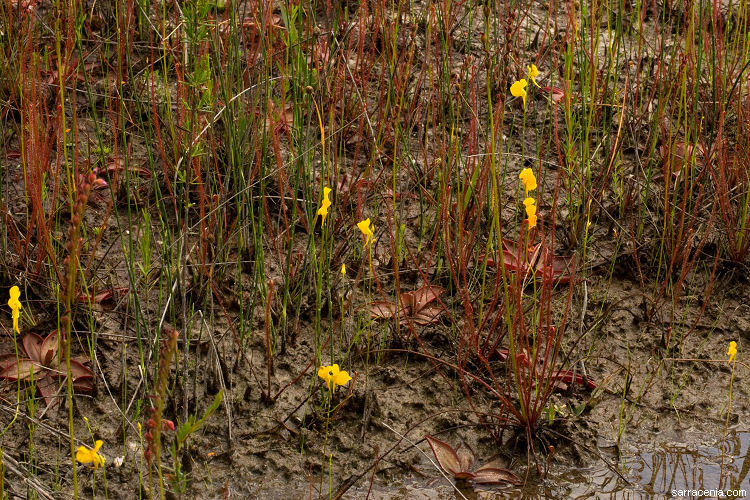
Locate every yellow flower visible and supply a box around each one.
[341,263,346,277]
[728,341,737,364]
[7,286,21,335]
[510,79,528,109]
[317,364,352,393]
[527,64,541,88]
[519,168,537,195]
[528,213,537,228]
[524,198,537,228]
[76,440,105,469]
[357,218,375,248]
[317,187,332,225]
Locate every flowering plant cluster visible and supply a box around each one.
[510,64,541,109]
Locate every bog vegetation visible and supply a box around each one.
[0,0,748,497]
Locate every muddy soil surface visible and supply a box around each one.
[1,264,748,498]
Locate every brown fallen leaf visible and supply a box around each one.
[369,285,444,326]
[424,435,522,486]
[482,239,576,284]
[0,330,94,409]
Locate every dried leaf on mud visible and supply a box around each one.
[0,331,95,408]
[23,333,45,363]
[425,435,522,486]
[0,359,44,381]
[549,370,597,390]
[370,285,444,325]
[77,287,130,306]
[472,467,522,485]
[482,240,576,284]
[40,331,58,366]
[455,443,475,473]
[369,301,402,319]
[425,434,465,476]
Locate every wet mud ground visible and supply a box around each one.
[1,262,748,498]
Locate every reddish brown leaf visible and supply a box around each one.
[240,14,282,35]
[455,443,475,473]
[425,435,464,476]
[94,157,152,178]
[40,331,59,367]
[398,292,416,311]
[36,377,59,408]
[411,285,443,311]
[659,141,708,176]
[306,38,330,67]
[96,158,152,179]
[493,348,509,362]
[369,301,398,319]
[541,86,565,103]
[482,239,537,275]
[22,333,44,363]
[501,249,527,273]
[472,467,522,485]
[0,353,16,371]
[371,285,444,325]
[68,359,94,380]
[73,378,94,393]
[549,370,597,390]
[484,241,575,284]
[0,359,44,381]
[72,355,90,365]
[42,57,91,85]
[77,287,129,304]
[454,471,476,480]
[411,305,443,326]
[535,249,575,284]
[493,348,531,368]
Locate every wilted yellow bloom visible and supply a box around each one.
[76,440,105,469]
[728,341,737,364]
[510,79,528,109]
[527,64,541,88]
[341,263,346,277]
[519,168,537,195]
[317,364,352,392]
[7,286,21,334]
[317,187,332,225]
[357,218,375,248]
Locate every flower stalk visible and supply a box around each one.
[62,172,96,499]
